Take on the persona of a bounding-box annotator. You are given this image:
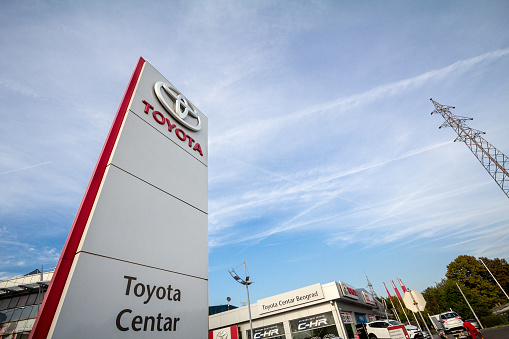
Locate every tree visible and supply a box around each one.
[479,257,509,305]
[420,254,508,326]
[446,255,506,309]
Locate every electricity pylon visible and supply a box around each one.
[430,98,509,198]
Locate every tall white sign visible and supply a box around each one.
[30,58,208,338]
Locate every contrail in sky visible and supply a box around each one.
[0,162,51,175]
[212,48,509,147]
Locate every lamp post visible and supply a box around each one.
[456,282,484,329]
[229,261,254,339]
[480,258,509,302]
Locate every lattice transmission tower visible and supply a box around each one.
[430,98,509,199]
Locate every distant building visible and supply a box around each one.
[210,304,239,316]
[0,269,53,338]
[209,281,391,339]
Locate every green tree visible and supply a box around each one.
[446,255,506,309]
[422,279,446,315]
[420,254,508,328]
[479,257,509,305]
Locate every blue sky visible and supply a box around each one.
[1,1,508,307]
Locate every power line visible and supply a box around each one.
[430,98,509,199]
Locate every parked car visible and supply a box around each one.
[421,330,431,339]
[465,319,481,329]
[438,311,464,334]
[364,320,423,339]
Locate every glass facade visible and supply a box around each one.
[0,291,45,338]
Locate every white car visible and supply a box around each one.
[365,320,423,339]
[439,311,463,334]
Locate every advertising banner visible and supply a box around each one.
[354,313,367,323]
[247,323,285,339]
[290,312,335,332]
[338,281,359,300]
[340,312,354,324]
[30,58,208,338]
[362,291,375,305]
[289,312,339,339]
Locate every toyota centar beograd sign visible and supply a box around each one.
[258,283,324,315]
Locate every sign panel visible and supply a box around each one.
[289,312,339,338]
[248,323,285,339]
[128,63,208,165]
[362,291,376,305]
[45,253,207,336]
[340,312,354,324]
[31,58,208,338]
[354,313,367,323]
[388,324,410,339]
[289,312,336,332]
[403,290,426,312]
[338,281,359,300]
[258,283,324,315]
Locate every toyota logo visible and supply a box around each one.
[216,330,228,339]
[154,81,202,131]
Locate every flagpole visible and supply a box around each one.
[399,278,433,336]
[397,295,411,324]
[398,278,421,330]
[480,259,509,302]
[391,280,411,324]
[383,282,401,322]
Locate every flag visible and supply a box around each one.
[397,278,407,293]
[391,280,402,299]
[383,282,393,301]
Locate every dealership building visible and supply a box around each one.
[209,281,391,339]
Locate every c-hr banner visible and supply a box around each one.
[30,58,208,338]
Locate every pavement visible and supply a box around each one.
[433,325,509,339]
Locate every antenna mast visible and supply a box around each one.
[365,274,378,299]
[430,98,509,198]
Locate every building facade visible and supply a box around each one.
[209,281,391,339]
[0,270,53,338]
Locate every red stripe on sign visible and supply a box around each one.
[231,325,239,339]
[29,57,146,339]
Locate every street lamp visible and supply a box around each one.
[229,261,254,339]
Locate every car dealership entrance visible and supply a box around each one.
[209,281,391,339]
